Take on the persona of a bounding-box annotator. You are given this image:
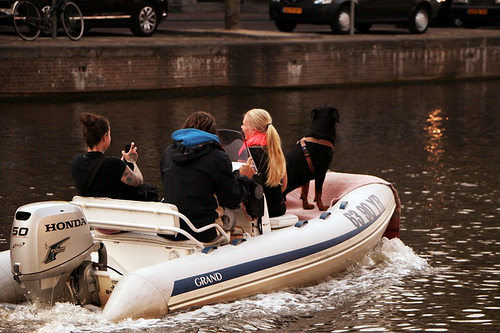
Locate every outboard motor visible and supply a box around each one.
[10,201,106,305]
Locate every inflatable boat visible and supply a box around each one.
[0,131,400,322]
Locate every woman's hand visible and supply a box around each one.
[120,142,143,186]
[239,158,256,179]
[122,141,139,163]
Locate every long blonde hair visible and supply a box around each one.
[244,108,286,187]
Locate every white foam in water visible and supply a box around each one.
[3,303,106,332]
[0,238,431,332]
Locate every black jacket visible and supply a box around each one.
[72,151,138,200]
[249,146,286,218]
[160,129,249,242]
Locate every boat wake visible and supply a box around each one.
[0,237,431,332]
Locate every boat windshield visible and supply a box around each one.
[218,129,249,163]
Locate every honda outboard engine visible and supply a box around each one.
[10,201,105,305]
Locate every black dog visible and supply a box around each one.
[283,105,340,210]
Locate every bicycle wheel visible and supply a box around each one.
[13,0,41,41]
[60,1,84,41]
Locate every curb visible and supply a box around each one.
[158,28,323,39]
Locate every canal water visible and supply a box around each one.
[0,80,498,332]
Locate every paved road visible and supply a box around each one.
[0,11,498,44]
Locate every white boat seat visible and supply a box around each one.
[71,196,230,249]
[269,213,299,229]
[71,196,180,234]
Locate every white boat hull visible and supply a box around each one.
[103,182,396,321]
[0,250,23,303]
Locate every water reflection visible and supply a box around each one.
[424,108,446,163]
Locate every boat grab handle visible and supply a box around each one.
[231,238,246,246]
[172,210,230,245]
[319,211,331,220]
[295,220,309,228]
[89,219,205,249]
[202,246,218,254]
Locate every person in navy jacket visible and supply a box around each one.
[160,111,254,242]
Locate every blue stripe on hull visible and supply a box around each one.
[172,219,375,296]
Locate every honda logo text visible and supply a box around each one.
[45,218,87,232]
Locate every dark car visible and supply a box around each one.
[451,0,500,27]
[432,0,458,25]
[0,0,167,36]
[269,0,442,34]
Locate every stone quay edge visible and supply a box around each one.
[0,26,499,96]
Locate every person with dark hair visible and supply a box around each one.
[182,111,218,134]
[72,112,144,201]
[160,111,254,243]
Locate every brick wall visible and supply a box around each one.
[0,35,499,95]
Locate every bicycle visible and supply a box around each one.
[12,0,84,41]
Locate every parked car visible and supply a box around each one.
[432,0,460,25]
[0,0,168,36]
[269,0,443,34]
[451,0,500,27]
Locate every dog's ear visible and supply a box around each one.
[311,107,318,120]
[330,107,340,123]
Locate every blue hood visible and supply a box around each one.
[171,128,220,146]
[168,128,222,165]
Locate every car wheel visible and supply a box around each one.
[331,6,351,34]
[355,23,371,33]
[453,17,463,27]
[408,6,429,34]
[131,2,159,36]
[274,20,296,32]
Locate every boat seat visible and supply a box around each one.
[71,196,230,249]
[269,213,299,229]
[71,196,180,235]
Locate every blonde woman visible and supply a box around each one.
[241,108,287,217]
